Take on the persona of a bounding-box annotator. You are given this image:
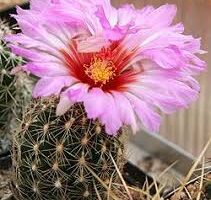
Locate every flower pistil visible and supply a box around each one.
[84,56,116,86]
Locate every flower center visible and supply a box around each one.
[84,56,116,86]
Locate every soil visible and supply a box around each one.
[0,168,210,200]
[138,156,211,200]
[0,169,13,200]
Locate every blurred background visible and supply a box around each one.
[0,0,210,157]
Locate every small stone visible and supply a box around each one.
[33,144,39,153]
[81,135,89,146]
[101,143,107,153]
[102,163,108,171]
[83,190,90,197]
[32,164,37,171]
[78,176,85,183]
[207,173,211,180]
[24,122,30,129]
[55,179,62,188]
[56,144,64,153]
[41,105,47,111]
[1,193,13,200]
[10,53,16,59]
[52,162,59,171]
[96,126,101,134]
[65,118,75,130]
[32,183,39,193]
[43,124,49,134]
[79,156,86,165]
[1,69,7,75]
[170,191,187,200]
[81,117,87,124]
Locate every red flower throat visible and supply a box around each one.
[61,41,138,92]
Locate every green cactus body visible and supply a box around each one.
[0,21,34,151]
[12,98,125,200]
[0,43,22,129]
[0,40,23,151]
[0,21,18,127]
[204,180,211,199]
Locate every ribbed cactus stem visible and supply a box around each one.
[0,20,34,152]
[12,97,126,200]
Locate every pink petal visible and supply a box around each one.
[118,5,136,26]
[148,4,177,28]
[129,85,183,114]
[126,93,161,133]
[56,94,73,116]
[13,8,69,50]
[99,93,122,135]
[77,35,108,53]
[112,91,138,133]
[95,5,127,41]
[33,76,73,97]
[8,44,59,63]
[143,46,186,69]
[66,83,89,103]
[25,62,69,77]
[139,76,199,106]
[30,0,52,11]
[10,66,24,75]
[94,0,118,27]
[137,5,155,16]
[57,83,88,116]
[95,5,111,29]
[83,88,123,135]
[5,34,59,56]
[83,88,107,119]
[8,44,40,61]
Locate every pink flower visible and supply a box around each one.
[6,0,206,135]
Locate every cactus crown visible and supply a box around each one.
[13,97,125,200]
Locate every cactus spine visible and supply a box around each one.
[12,98,125,200]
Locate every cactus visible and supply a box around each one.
[12,97,125,200]
[0,21,19,129]
[204,175,211,199]
[0,20,34,152]
[0,21,22,151]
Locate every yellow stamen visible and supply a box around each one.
[84,57,116,86]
